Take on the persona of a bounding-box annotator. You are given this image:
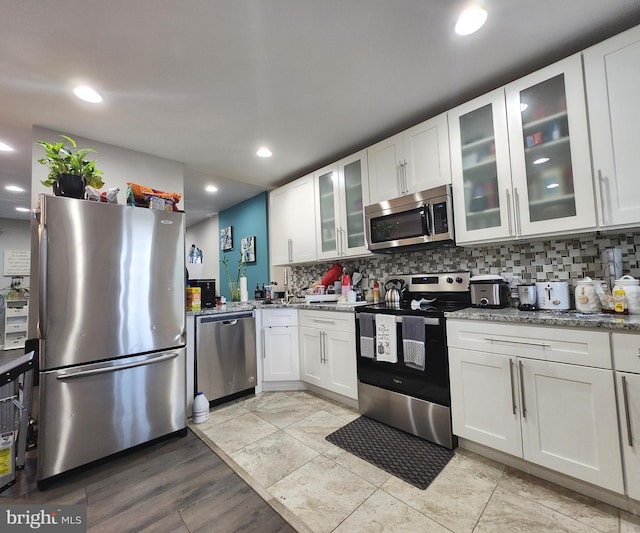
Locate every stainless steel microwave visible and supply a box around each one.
[365,184,455,252]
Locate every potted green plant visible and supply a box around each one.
[36,135,104,198]
[220,252,247,302]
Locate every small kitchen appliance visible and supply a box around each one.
[469,275,510,308]
[517,284,537,311]
[535,281,570,310]
[384,278,405,304]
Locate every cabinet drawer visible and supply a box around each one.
[6,305,28,317]
[299,310,354,333]
[447,319,611,368]
[262,308,298,327]
[612,332,640,374]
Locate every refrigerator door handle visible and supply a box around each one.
[38,223,48,338]
[56,351,180,380]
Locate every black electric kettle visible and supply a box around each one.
[384,279,405,304]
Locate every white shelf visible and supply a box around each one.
[4,299,28,351]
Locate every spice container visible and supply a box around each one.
[574,278,602,313]
[613,275,640,314]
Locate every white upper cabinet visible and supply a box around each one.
[368,113,451,204]
[584,25,640,229]
[269,174,317,266]
[449,89,513,243]
[314,150,370,260]
[450,55,596,245]
[505,55,595,237]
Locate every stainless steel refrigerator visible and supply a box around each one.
[28,194,187,488]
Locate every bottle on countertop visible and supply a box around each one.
[613,285,628,315]
[254,283,261,300]
[260,284,266,299]
[373,280,380,304]
[341,268,351,296]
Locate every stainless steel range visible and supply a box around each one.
[355,271,471,449]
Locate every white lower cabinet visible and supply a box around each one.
[261,309,299,382]
[612,332,640,501]
[448,319,624,494]
[299,310,357,400]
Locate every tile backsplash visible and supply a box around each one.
[290,231,640,292]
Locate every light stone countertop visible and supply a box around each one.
[186,299,366,316]
[445,306,640,332]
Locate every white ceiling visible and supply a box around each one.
[2,1,640,227]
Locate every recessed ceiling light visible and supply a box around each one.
[0,141,14,152]
[73,85,103,103]
[455,6,488,36]
[205,185,218,193]
[256,147,272,158]
[533,157,550,165]
[15,207,30,213]
[6,185,25,192]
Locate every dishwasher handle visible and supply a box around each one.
[198,312,253,325]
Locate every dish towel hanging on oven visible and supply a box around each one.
[358,313,375,359]
[402,316,426,371]
[375,314,397,363]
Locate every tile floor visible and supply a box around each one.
[190,390,640,533]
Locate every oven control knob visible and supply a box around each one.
[456,276,463,284]
[446,277,453,284]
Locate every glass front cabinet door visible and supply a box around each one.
[314,150,370,260]
[450,55,596,245]
[505,54,596,236]
[449,89,514,244]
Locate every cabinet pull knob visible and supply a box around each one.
[622,375,634,447]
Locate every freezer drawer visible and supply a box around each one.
[37,347,186,484]
[196,312,257,402]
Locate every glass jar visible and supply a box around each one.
[613,275,640,314]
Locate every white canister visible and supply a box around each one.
[613,275,640,314]
[574,278,602,313]
[192,391,210,424]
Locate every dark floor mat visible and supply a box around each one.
[326,416,455,490]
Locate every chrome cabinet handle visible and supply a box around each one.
[598,170,610,226]
[519,360,526,419]
[339,227,345,256]
[262,327,266,359]
[397,161,404,195]
[402,160,408,194]
[514,187,522,236]
[312,318,336,325]
[484,337,550,348]
[506,189,513,236]
[335,228,340,256]
[509,358,516,415]
[622,375,634,447]
[323,331,327,363]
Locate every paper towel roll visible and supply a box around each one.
[240,277,249,302]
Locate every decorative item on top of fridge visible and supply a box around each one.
[126,181,181,211]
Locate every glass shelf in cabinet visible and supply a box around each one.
[463,157,497,173]
[528,193,575,207]
[523,136,569,156]
[461,135,495,151]
[521,110,567,132]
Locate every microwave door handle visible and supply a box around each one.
[422,204,432,236]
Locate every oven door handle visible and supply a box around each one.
[393,316,440,326]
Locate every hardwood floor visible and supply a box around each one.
[0,430,295,533]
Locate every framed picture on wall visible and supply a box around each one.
[241,236,256,263]
[220,226,233,251]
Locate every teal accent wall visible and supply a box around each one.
[218,192,269,300]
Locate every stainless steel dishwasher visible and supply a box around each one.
[195,311,257,403]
